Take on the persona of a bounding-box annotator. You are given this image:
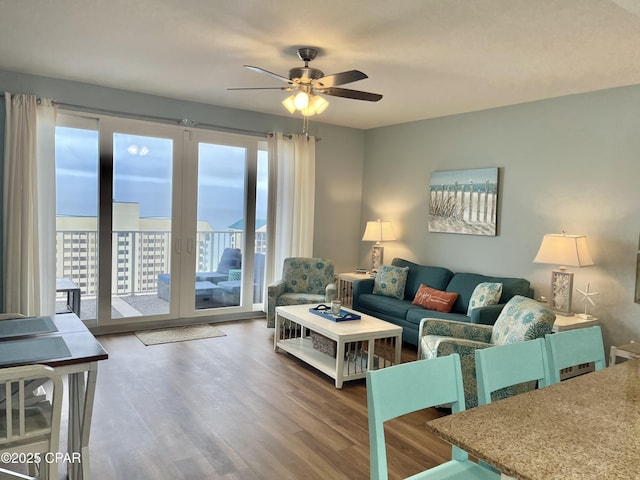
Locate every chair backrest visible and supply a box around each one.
[217,248,242,274]
[0,364,63,479]
[366,354,468,480]
[476,338,551,406]
[282,257,335,294]
[490,295,556,345]
[545,326,606,384]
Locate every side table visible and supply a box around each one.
[337,272,372,308]
[552,314,600,380]
[552,314,599,332]
[56,277,81,316]
[609,342,640,366]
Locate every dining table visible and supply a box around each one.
[426,359,640,480]
[0,312,108,480]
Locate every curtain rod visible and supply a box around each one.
[54,101,273,138]
[2,93,320,140]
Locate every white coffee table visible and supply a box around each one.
[274,304,402,388]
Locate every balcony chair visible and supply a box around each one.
[266,257,335,328]
[195,247,242,284]
[366,354,500,480]
[157,248,242,304]
[545,326,606,384]
[217,253,266,306]
[0,364,63,480]
[418,295,556,408]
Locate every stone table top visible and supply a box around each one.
[427,359,640,480]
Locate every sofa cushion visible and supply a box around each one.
[276,292,327,308]
[467,282,503,315]
[196,272,228,284]
[405,307,470,326]
[412,284,459,312]
[357,293,415,319]
[494,277,533,303]
[446,273,492,314]
[373,265,409,300]
[391,258,453,299]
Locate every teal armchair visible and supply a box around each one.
[267,257,336,328]
[418,295,556,408]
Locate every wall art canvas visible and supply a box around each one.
[428,167,499,236]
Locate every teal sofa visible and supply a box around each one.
[351,258,534,346]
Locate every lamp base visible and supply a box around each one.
[549,269,574,315]
[576,313,595,320]
[371,245,384,272]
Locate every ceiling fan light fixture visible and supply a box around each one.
[281,94,297,114]
[293,91,309,109]
[301,104,316,117]
[310,94,329,114]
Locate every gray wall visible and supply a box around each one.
[0,70,365,310]
[361,85,640,350]
[3,69,640,350]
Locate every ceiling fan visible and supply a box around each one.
[228,47,383,119]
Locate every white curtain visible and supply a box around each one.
[265,132,316,287]
[3,93,57,316]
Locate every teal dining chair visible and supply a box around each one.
[366,354,500,480]
[545,326,606,384]
[475,338,552,406]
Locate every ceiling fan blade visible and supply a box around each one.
[321,87,383,102]
[227,87,291,91]
[316,70,368,87]
[244,65,293,84]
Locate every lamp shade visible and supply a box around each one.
[533,234,594,267]
[362,219,396,243]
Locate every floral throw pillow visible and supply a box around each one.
[372,265,409,300]
[467,282,503,315]
[412,284,459,313]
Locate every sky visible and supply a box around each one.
[429,167,498,193]
[55,127,268,231]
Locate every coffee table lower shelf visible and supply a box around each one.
[274,304,402,388]
[277,336,386,380]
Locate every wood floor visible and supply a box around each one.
[88,318,452,479]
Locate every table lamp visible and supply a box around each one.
[362,219,396,272]
[533,233,594,315]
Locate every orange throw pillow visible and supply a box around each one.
[412,284,459,313]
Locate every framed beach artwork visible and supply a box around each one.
[428,167,499,236]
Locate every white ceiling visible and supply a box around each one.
[2,0,640,129]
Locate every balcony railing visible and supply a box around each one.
[56,230,266,296]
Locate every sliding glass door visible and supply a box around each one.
[110,129,176,319]
[55,113,267,327]
[183,130,266,315]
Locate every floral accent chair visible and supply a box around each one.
[417,295,556,408]
[266,257,336,328]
